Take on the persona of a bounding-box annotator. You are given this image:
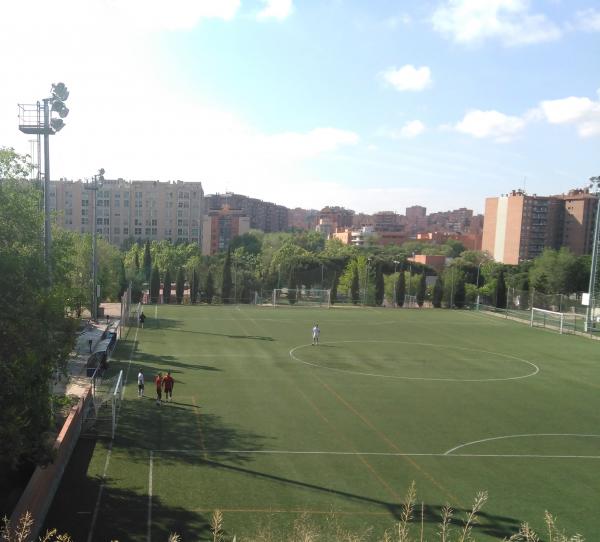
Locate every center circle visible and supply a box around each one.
[289,340,539,382]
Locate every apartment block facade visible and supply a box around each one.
[202,206,250,255]
[50,179,204,247]
[482,188,597,264]
[206,192,288,233]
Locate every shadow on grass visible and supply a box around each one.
[43,438,210,541]
[195,458,521,538]
[141,316,275,341]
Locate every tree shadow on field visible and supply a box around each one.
[131,352,223,372]
[194,459,521,538]
[114,395,270,466]
[138,317,275,341]
[175,328,275,341]
[43,438,210,541]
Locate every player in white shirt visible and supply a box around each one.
[312,323,320,345]
[137,369,145,397]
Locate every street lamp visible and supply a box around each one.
[18,82,70,282]
[85,169,105,321]
[585,176,600,332]
[392,259,400,307]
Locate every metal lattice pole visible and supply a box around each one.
[585,176,600,332]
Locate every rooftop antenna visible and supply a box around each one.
[523,176,527,194]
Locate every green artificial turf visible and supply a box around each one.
[45,305,600,541]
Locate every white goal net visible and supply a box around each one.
[86,369,124,439]
[272,288,331,308]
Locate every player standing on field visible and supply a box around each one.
[163,371,174,402]
[312,323,320,345]
[155,372,163,405]
[137,369,144,397]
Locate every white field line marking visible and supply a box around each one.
[149,449,600,459]
[289,340,539,382]
[147,451,154,542]
[444,433,600,455]
[87,326,139,541]
[86,445,112,542]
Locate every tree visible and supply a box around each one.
[350,264,360,305]
[221,250,233,303]
[416,273,426,308]
[495,269,507,309]
[134,250,140,274]
[176,267,185,304]
[288,271,297,305]
[454,276,466,308]
[163,269,172,304]
[191,269,199,303]
[395,270,405,307]
[143,240,152,282]
[150,265,160,303]
[0,150,75,469]
[433,277,443,308]
[205,269,215,304]
[330,271,338,305]
[374,264,384,306]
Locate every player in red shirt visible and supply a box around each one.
[163,371,174,402]
[155,373,163,405]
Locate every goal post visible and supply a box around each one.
[272,288,331,308]
[530,307,565,334]
[111,369,124,439]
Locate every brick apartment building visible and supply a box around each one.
[201,205,250,255]
[205,192,288,233]
[482,188,598,264]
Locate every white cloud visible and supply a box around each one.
[400,120,426,138]
[538,94,600,138]
[574,8,600,32]
[431,0,561,46]
[384,14,412,29]
[454,110,526,141]
[381,65,432,92]
[257,0,294,20]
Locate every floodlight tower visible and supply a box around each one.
[585,176,600,332]
[85,169,105,321]
[18,83,70,282]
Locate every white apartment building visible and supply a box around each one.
[50,179,204,247]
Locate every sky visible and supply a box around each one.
[0,0,599,214]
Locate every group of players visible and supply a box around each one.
[137,369,174,405]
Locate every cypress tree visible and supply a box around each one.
[433,277,443,308]
[350,264,360,305]
[454,277,466,308]
[205,269,215,304]
[374,264,384,306]
[330,271,338,305]
[134,251,140,273]
[496,269,507,308]
[191,269,199,304]
[150,265,160,303]
[143,240,152,282]
[221,250,233,303]
[163,269,172,304]
[176,267,185,304]
[417,273,426,308]
[395,270,405,307]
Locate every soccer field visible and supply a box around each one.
[45,305,600,541]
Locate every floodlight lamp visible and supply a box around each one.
[51,101,69,118]
[50,118,65,132]
[51,82,69,101]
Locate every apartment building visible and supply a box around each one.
[482,188,596,264]
[50,179,204,247]
[206,192,289,233]
[201,205,250,255]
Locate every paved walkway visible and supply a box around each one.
[53,304,123,398]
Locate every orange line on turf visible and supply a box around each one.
[192,396,208,460]
[294,386,403,505]
[192,508,389,515]
[314,374,464,509]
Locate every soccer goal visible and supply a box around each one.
[272,288,331,308]
[530,307,566,334]
[85,369,124,439]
